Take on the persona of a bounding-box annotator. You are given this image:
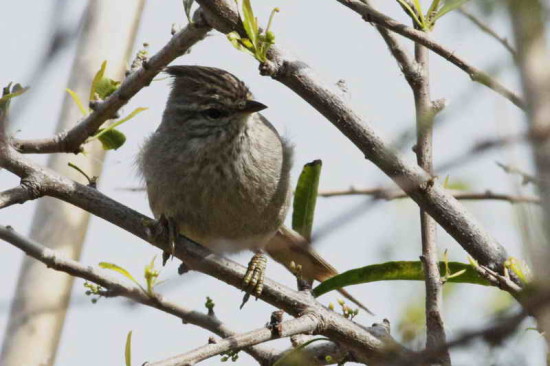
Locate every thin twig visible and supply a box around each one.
[147,314,320,366]
[0,225,277,365]
[457,7,517,58]
[335,0,525,109]
[412,28,450,365]
[318,188,541,204]
[12,12,211,154]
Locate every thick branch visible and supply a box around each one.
[335,0,525,109]
[12,14,211,154]
[148,314,320,366]
[0,225,277,365]
[196,0,511,274]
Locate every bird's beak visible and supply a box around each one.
[242,100,268,113]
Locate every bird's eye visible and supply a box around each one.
[202,108,226,119]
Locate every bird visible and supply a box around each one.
[138,65,371,313]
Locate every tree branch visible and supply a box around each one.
[318,188,541,204]
[412,29,450,365]
[335,0,525,109]
[11,13,211,154]
[457,7,517,58]
[148,313,320,366]
[0,225,277,365]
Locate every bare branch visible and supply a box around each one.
[411,26,450,364]
[0,225,277,364]
[11,13,211,154]
[0,185,38,209]
[457,7,517,58]
[335,0,525,109]
[318,188,541,204]
[148,313,320,366]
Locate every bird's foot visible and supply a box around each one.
[156,215,178,266]
[240,251,267,308]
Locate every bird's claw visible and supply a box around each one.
[240,252,267,308]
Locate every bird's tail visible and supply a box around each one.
[265,225,374,315]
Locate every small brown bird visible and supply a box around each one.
[138,65,370,312]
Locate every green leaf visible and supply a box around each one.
[94,77,120,100]
[412,0,427,27]
[93,107,147,140]
[396,0,423,28]
[91,107,147,150]
[432,0,471,23]
[312,261,491,298]
[0,83,29,113]
[66,88,88,116]
[90,61,107,101]
[99,262,141,287]
[183,0,194,23]
[292,160,322,241]
[125,331,132,366]
[241,0,258,49]
[97,129,127,150]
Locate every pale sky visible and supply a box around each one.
[0,1,545,365]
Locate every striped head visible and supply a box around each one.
[160,66,267,136]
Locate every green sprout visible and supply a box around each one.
[396,0,471,30]
[99,256,162,297]
[227,0,279,62]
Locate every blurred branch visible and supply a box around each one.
[508,0,550,347]
[0,225,277,365]
[319,188,541,204]
[12,13,211,154]
[457,7,517,58]
[334,0,525,110]
[148,313,320,366]
[496,162,539,186]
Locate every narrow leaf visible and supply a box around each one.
[292,160,322,241]
[125,331,132,366]
[412,0,427,27]
[92,107,148,140]
[183,0,194,23]
[66,88,88,116]
[89,61,107,101]
[432,0,471,23]
[97,129,127,150]
[396,0,423,28]
[0,84,29,113]
[241,0,258,48]
[312,261,491,298]
[99,262,141,287]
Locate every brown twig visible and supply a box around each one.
[411,26,450,364]
[335,0,525,110]
[147,313,320,366]
[457,7,517,58]
[0,225,277,365]
[318,188,541,204]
